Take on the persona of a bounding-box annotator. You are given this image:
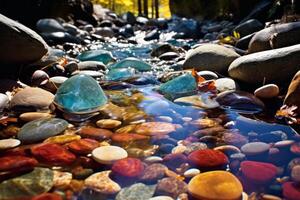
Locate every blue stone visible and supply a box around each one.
[106,68,136,81]
[109,57,152,72]
[158,73,197,98]
[76,50,115,65]
[18,118,69,143]
[54,74,108,113]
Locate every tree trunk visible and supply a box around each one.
[138,0,142,16]
[143,0,148,18]
[155,0,159,18]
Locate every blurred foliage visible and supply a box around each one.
[91,0,171,18]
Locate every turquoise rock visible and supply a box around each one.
[109,57,152,72]
[76,50,115,65]
[0,167,54,199]
[18,118,68,143]
[116,183,156,200]
[158,73,197,99]
[54,74,108,113]
[106,68,136,81]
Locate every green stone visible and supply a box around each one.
[109,57,152,72]
[18,118,68,143]
[116,183,156,200]
[0,167,54,199]
[76,50,115,65]
[54,74,108,114]
[158,73,197,99]
[106,68,136,81]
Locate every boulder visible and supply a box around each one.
[249,22,300,53]
[234,19,263,37]
[36,18,65,33]
[228,44,300,84]
[183,44,240,73]
[0,14,48,64]
[284,71,300,113]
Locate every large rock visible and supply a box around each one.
[0,14,48,64]
[284,71,300,113]
[248,22,300,53]
[183,44,240,73]
[233,19,263,37]
[228,44,300,84]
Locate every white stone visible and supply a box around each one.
[254,84,279,98]
[215,78,238,92]
[0,139,20,150]
[184,168,200,178]
[144,156,163,163]
[92,146,128,164]
[149,196,174,200]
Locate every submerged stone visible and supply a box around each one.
[216,90,264,113]
[112,158,144,178]
[54,74,107,114]
[76,50,115,65]
[116,183,156,200]
[18,118,68,143]
[158,73,197,99]
[109,57,152,72]
[0,167,54,199]
[188,171,243,200]
[106,68,136,81]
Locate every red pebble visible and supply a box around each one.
[188,149,228,168]
[0,156,38,172]
[31,143,76,165]
[32,193,63,200]
[78,127,113,140]
[67,138,99,155]
[163,153,188,170]
[240,161,277,184]
[112,158,144,177]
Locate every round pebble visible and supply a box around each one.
[254,84,279,98]
[240,161,277,184]
[0,138,21,150]
[96,119,122,129]
[241,142,270,156]
[184,168,200,178]
[290,142,300,155]
[144,156,163,163]
[112,158,144,178]
[140,163,167,182]
[135,122,177,136]
[67,138,99,155]
[156,177,188,198]
[188,171,243,200]
[188,149,229,168]
[92,145,128,164]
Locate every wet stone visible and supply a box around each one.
[188,149,229,169]
[291,165,300,183]
[44,134,81,144]
[111,133,150,147]
[241,161,277,184]
[188,171,243,200]
[283,182,300,200]
[53,171,72,188]
[106,68,136,81]
[254,84,279,99]
[140,163,167,182]
[92,145,128,164]
[31,143,76,166]
[110,57,152,72]
[78,127,113,141]
[31,193,63,200]
[135,122,178,136]
[0,138,21,150]
[241,142,270,156]
[84,170,121,195]
[67,138,99,155]
[184,168,200,178]
[0,155,38,172]
[116,183,156,200]
[18,118,68,143]
[96,119,122,129]
[112,158,144,178]
[156,177,188,198]
[19,112,53,122]
[0,167,54,199]
[54,74,108,114]
[76,50,115,65]
[149,196,174,200]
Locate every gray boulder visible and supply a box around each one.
[183,44,240,73]
[36,18,65,33]
[0,14,48,64]
[248,22,300,53]
[228,44,300,84]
